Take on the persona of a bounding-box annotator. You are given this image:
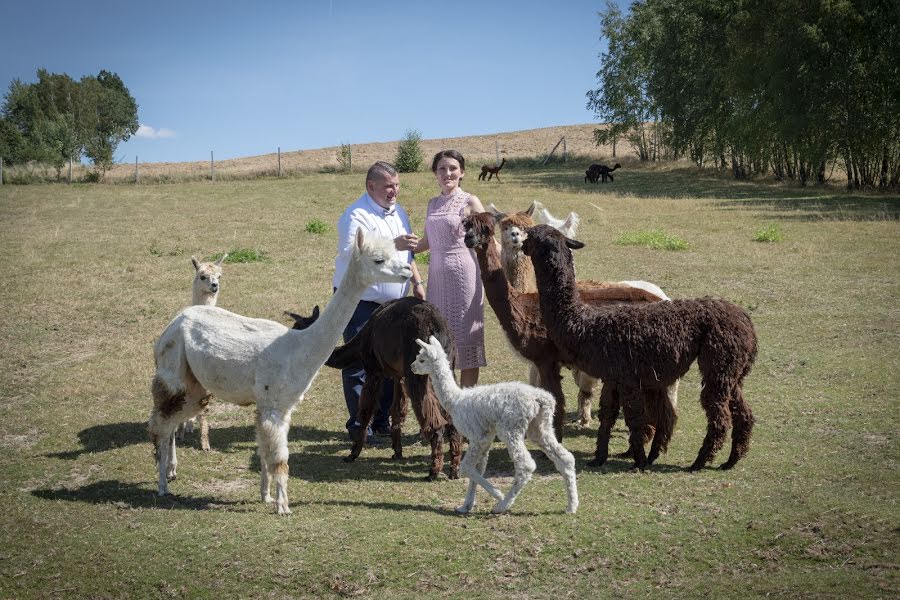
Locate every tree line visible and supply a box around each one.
[0,69,138,178]
[587,0,900,189]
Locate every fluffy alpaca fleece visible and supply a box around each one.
[522,224,758,471]
[149,230,412,515]
[306,297,463,481]
[462,212,675,457]
[411,335,578,514]
[530,201,580,239]
[177,253,228,450]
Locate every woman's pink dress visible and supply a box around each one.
[425,189,486,370]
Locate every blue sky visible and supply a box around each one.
[1,1,625,164]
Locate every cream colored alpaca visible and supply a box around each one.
[412,335,578,514]
[149,230,412,515]
[176,254,228,450]
[490,202,675,427]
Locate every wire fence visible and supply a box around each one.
[0,124,620,185]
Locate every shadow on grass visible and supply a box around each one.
[510,166,900,222]
[31,480,250,511]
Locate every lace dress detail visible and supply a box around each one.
[425,189,486,370]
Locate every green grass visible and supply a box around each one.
[305,219,331,234]
[0,165,898,599]
[615,229,690,250]
[753,223,784,242]
[219,247,269,263]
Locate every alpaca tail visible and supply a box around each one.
[324,332,363,369]
[645,384,678,454]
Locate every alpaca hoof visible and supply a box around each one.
[390,451,403,460]
[275,504,292,516]
[200,444,211,452]
[490,504,509,515]
[343,454,358,464]
[719,461,736,470]
[455,505,472,514]
[586,458,606,468]
[166,473,177,482]
[566,503,579,514]
[424,472,440,482]
[615,450,633,459]
[687,463,704,472]
[263,494,274,504]
[448,469,460,480]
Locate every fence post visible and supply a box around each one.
[135,156,140,184]
[0,157,3,185]
[210,150,215,182]
[563,137,567,163]
[542,136,566,165]
[495,140,500,166]
[68,157,73,184]
[278,146,282,177]
[348,144,352,171]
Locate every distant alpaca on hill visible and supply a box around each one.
[586,163,621,183]
[176,253,228,451]
[478,158,506,182]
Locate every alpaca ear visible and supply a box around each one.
[415,338,429,349]
[355,227,365,249]
[214,253,228,267]
[191,256,200,271]
[525,202,536,216]
[565,237,585,250]
[428,334,441,348]
[311,305,320,319]
[487,203,503,216]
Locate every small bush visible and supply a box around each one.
[615,229,689,250]
[150,243,184,257]
[214,248,268,263]
[753,224,783,242]
[82,171,103,183]
[395,129,424,173]
[336,143,352,171]
[305,219,330,234]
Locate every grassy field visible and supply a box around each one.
[0,162,898,599]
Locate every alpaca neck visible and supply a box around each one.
[476,239,531,342]
[502,248,536,293]
[192,289,218,306]
[531,249,579,331]
[426,354,462,413]
[303,267,369,366]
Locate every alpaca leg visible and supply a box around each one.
[720,386,754,470]
[537,362,565,441]
[344,374,382,463]
[456,438,497,513]
[427,427,446,481]
[573,369,596,427]
[492,431,535,514]
[621,386,649,470]
[588,383,619,467]
[446,422,462,480]
[529,424,579,514]
[689,382,731,471]
[390,380,407,461]
[257,409,293,514]
[198,410,210,452]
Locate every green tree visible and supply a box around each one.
[78,70,139,174]
[395,129,424,172]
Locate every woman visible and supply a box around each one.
[414,150,486,387]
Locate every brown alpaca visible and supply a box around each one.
[478,158,506,182]
[586,163,621,183]
[522,224,758,471]
[462,213,674,451]
[290,297,462,481]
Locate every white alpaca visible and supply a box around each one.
[176,254,228,450]
[149,230,412,515]
[529,200,580,239]
[411,335,579,515]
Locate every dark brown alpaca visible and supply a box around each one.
[478,158,506,182]
[586,163,621,183]
[290,297,462,481]
[462,212,675,451]
[522,224,758,471]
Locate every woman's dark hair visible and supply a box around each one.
[431,149,465,173]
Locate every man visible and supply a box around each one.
[333,161,425,444]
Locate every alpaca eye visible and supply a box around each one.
[374,259,385,264]
[200,276,207,280]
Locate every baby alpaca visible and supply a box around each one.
[178,253,228,450]
[411,335,578,514]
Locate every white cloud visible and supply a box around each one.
[136,124,176,139]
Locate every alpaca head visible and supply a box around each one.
[411,335,447,376]
[499,211,535,252]
[521,224,584,276]
[348,228,413,287]
[191,254,227,303]
[462,212,499,251]
[284,306,321,331]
